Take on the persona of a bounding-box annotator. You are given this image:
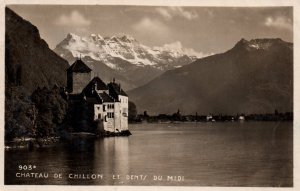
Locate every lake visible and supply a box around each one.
[5,122,293,186]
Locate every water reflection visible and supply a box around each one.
[61,137,129,185]
[93,137,129,184]
[63,137,97,185]
[5,122,292,186]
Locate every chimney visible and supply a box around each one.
[93,82,97,93]
[113,77,115,83]
[119,83,121,92]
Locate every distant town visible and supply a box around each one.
[129,109,293,123]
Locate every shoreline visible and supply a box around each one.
[5,120,292,150]
[5,130,132,151]
[129,119,293,124]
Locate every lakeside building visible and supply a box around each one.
[66,58,129,134]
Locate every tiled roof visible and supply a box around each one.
[99,92,114,103]
[83,91,114,104]
[82,77,108,96]
[85,96,102,104]
[67,59,92,73]
[83,91,102,104]
[107,82,127,100]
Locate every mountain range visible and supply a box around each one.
[54,33,197,90]
[128,38,293,115]
[5,7,293,116]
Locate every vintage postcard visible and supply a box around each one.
[1,0,299,191]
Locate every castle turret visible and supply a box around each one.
[67,59,92,94]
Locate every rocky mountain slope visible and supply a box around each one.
[54,33,197,90]
[128,38,293,115]
[5,7,69,139]
[6,8,69,92]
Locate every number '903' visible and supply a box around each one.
[18,165,36,171]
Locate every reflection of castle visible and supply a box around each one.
[66,58,128,133]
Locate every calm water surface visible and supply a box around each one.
[5,122,293,186]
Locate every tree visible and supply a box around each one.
[5,87,36,141]
[128,101,137,121]
[31,86,67,138]
[172,108,182,121]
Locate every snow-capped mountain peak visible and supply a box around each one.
[234,38,290,51]
[66,33,81,41]
[90,33,105,41]
[54,33,198,70]
[112,33,137,43]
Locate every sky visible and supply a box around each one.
[8,5,293,56]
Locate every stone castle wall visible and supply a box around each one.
[72,72,91,94]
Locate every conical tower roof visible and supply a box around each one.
[67,59,91,73]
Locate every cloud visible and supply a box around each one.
[54,10,91,27]
[156,7,198,20]
[156,8,173,20]
[204,8,214,18]
[156,41,212,58]
[264,16,292,31]
[132,17,169,35]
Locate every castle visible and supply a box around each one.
[66,58,129,135]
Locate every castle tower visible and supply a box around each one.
[107,80,128,131]
[67,59,92,94]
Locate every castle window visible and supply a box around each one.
[107,112,114,118]
[98,114,101,119]
[107,104,114,109]
[103,105,106,111]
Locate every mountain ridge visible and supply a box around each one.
[128,37,293,115]
[55,32,198,70]
[6,7,69,92]
[54,33,199,90]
